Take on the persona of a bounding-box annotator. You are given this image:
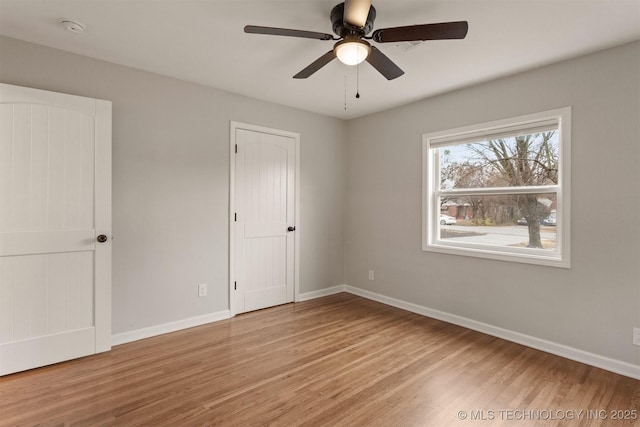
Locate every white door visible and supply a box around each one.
[231,123,299,315]
[0,84,112,376]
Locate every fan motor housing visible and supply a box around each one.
[331,2,377,37]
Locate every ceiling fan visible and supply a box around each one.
[244,0,468,80]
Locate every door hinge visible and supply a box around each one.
[234,281,237,290]
[234,213,237,222]
[235,144,238,153]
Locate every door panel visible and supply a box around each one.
[233,126,296,314]
[0,253,94,340]
[0,84,111,376]
[0,104,95,232]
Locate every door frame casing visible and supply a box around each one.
[229,121,300,317]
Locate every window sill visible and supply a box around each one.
[422,242,570,269]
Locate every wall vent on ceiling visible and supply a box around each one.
[395,40,424,52]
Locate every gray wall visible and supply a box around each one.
[345,42,640,366]
[2,35,638,369]
[0,36,347,334]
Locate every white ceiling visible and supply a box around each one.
[1,0,639,119]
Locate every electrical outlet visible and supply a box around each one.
[633,327,640,346]
[368,270,374,281]
[198,283,207,297]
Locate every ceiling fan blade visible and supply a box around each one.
[244,25,334,41]
[293,50,337,79]
[366,46,404,80]
[343,0,372,28]
[372,21,469,43]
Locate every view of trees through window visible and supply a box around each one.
[438,131,559,249]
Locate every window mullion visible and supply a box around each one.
[437,185,559,198]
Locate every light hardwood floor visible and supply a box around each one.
[1,293,638,426]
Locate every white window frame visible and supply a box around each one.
[422,107,571,268]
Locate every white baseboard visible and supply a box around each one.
[109,285,639,380]
[111,310,231,346]
[343,285,640,380]
[298,285,346,301]
[111,287,346,347]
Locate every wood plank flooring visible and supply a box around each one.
[1,293,638,426]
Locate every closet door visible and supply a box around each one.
[232,124,298,314]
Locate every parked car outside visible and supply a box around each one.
[440,214,457,225]
[542,213,557,226]
[518,215,556,226]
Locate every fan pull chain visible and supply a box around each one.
[356,55,361,99]
[344,75,347,111]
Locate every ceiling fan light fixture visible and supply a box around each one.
[334,39,370,65]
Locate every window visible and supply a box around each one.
[422,108,571,267]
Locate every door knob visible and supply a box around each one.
[287,226,296,232]
[97,234,108,243]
